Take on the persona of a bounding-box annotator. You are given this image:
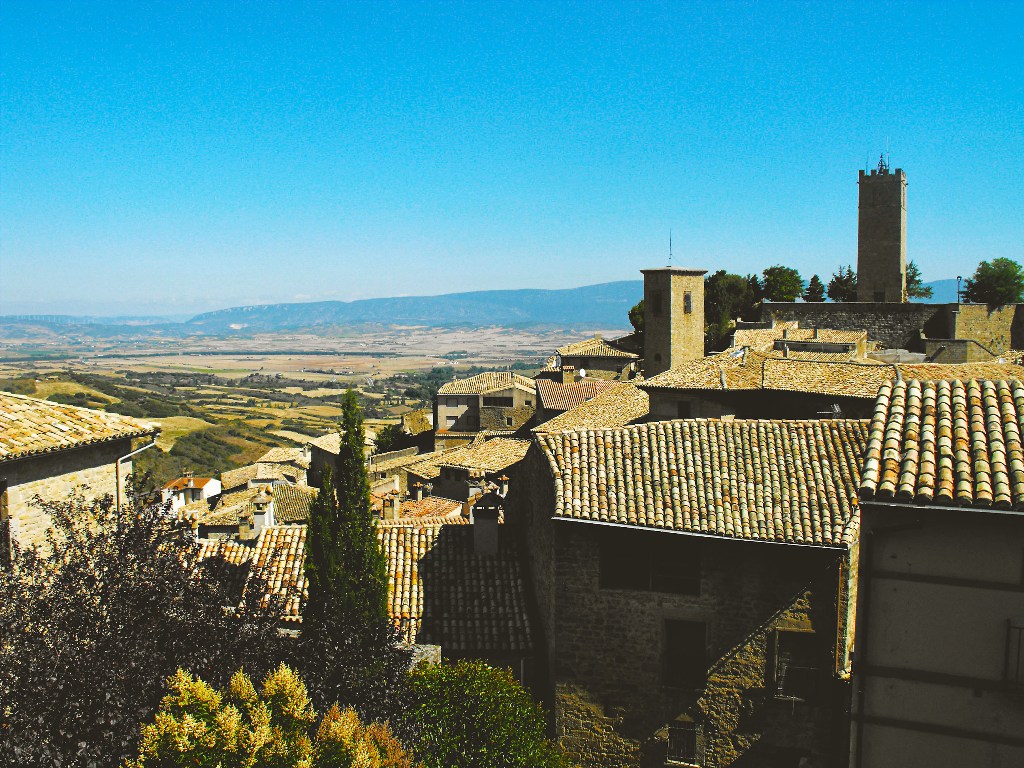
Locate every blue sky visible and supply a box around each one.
[2,1,1021,316]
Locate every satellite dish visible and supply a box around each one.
[578,368,587,378]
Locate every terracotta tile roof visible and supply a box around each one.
[193,485,317,527]
[195,538,254,600]
[213,523,532,651]
[535,378,618,412]
[370,450,431,473]
[557,336,639,359]
[197,537,254,567]
[257,446,311,469]
[860,379,1024,510]
[734,327,866,351]
[534,382,650,433]
[162,476,216,491]
[406,446,476,481]
[0,391,158,463]
[439,438,532,473]
[307,431,342,454]
[437,371,535,396]
[221,462,304,492]
[538,418,868,547]
[397,495,463,520]
[641,350,1024,400]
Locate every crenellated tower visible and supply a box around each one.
[857,156,907,302]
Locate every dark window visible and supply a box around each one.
[1006,620,1024,688]
[684,292,693,314]
[771,630,820,701]
[652,290,664,316]
[676,401,692,418]
[483,396,514,407]
[525,399,532,407]
[664,620,707,689]
[667,721,705,766]
[599,530,700,594]
[505,416,514,427]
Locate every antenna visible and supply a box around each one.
[669,229,673,266]
[885,136,890,168]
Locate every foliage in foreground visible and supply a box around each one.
[0,486,288,768]
[127,665,416,768]
[408,660,566,768]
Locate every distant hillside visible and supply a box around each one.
[917,279,958,303]
[185,281,646,332]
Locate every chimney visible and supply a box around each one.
[383,492,399,520]
[470,492,502,556]
[251,486,275,536]
[412,482,424,502]
[782,343,790,358]
[782,328,789,339]
[813,327,819,339]
[497,475,509,496]
[560,365,576,385]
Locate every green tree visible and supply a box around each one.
[906,260,933,299]
[827,265,858,302]
[407,661,566,768]
[803,274,826,302]
[127,665,415,768]
[301,389,409,720]
[627,298,644,341]
[963,258,1024,306]
[0,484,288,767]
[704,271,758,352]
[375,423,414,454]
[760,265,804,302]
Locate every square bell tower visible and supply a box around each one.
[857,157,907,302]
[641,266,707,376]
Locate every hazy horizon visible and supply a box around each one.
[3,2,1021,316]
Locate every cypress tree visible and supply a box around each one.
[803,274,826,302]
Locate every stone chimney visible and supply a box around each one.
[412,482,424,502]
[251,485,275,536]
[560,365,576,385]
[470,491,502,557]
[382,492,400,521]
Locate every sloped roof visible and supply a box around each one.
[405,445,476,481]
[0,391,158,463]
[534,382,650,433]
[439,438,532,473]
[307,431,342,454]
[257,446,310,468]
[437,371,534,396]
[163,476,216,491]
[192,484,317,527]
[205,522,533,652]
[860,379,1024,510]
[640,348,769,391]
[535,377,618,412]
[538,418,868,547]
[556,336,639,359]
[370,450,432,474]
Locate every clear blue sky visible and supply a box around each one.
[2,1,1021,316]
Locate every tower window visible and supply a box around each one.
[684,292,693,314]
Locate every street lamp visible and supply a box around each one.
[956,275,963,306]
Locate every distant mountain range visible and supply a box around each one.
[2,278,957,336]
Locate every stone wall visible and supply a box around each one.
[949,303,1024,354]
[761,302,943,350]
[480,405,534,431]
[2,439,132,548]
[546,522,848,767]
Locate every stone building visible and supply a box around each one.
[161,473,221,513]
[642,266,707,377]
[0,392,158,552]
[510,418,867,767]
[434,371,536,450]
[851,379,1024,766]
[552,335,640,378]
[857,157,907,302]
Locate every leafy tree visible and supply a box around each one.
[760,265,804,302]
[301,389,410,721]
[127,665,415,768]
[627,298,644,342]
[803,274,826,302]
[963,258,1024,306]
[704,271,758,352]
[827,265,858,302]
[906,260,933,299]
[407,661,566,768]
[0,484,288,767]
[375,423,415,454]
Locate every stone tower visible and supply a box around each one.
[642,266,707,376]
[857,156,907,302]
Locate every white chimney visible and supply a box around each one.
[251,486,275,536]
[497,475,509,497]
[413,482,424,502]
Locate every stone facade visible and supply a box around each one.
[857,164,907,303]
[509,449,853,768]
[643,267,707,376]
[1,438,132,549]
